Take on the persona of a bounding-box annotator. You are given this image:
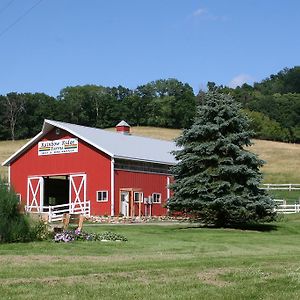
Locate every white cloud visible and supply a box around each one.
[193,8,206,17]
[229,74,254,88]
[191,7,228,21]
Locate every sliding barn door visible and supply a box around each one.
[69,174,86,213]
[27,177,44,212]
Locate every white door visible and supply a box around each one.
[69,174,86,213]
[27,177,44,212]
[121,191,129,216]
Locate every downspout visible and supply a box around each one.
[111,157,115,216]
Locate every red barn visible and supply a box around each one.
[2,120,176,220]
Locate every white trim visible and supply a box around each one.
[96,190,109,202]
[8,165,10,188]
[152,193,162,204]
[167,177,170,199]
[111,158,115,216]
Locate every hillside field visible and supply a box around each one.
[1,127,300,184]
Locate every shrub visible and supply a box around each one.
[0,179,50,243]
[0,179,31,242]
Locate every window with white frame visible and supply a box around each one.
[16,193,21,203]
[134,192,143,203]
[152,193,161,203]
[96,190,108,202]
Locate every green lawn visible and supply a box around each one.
[1,216,300,299]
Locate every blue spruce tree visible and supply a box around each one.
[168,91,276,227]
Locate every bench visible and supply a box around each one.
[62,213,85,231]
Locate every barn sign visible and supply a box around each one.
[38,138,78,156]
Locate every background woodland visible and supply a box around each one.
[1,66,299,142]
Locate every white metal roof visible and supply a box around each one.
[2,120,178,166]
[116,120,130,127]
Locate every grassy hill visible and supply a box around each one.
[1,127,300,184]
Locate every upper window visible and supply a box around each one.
[152,193,161,203]
[134,192,143,203]
[97,190,108,202]
[115,159,171,175]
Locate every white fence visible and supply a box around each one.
[26,201,91,223]
[261,184,300,191]
[275,204,300,214]
[262,184,300,214]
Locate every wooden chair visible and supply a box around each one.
[62,213,85,231]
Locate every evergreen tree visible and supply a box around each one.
[168,92,276,227]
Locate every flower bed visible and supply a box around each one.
[88,215,191,224]
[54,229,127,243]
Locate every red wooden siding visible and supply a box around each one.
[116,126,130,133]
[114,170,170,216]
[10,128,112,216]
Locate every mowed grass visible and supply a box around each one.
[1,216,300,299]
[1,127,299,184]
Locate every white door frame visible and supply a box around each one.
[27,176,44,212]
[69,174,87,213]
[120,191,129,217]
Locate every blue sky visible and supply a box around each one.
[0,0,299,97]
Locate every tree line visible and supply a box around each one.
[213,66,300,142]
[0,66,299,142]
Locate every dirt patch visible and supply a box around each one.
[197,268,235,287]
[0,270,153,286]
[0,273,105,286]
[0,253,193,266]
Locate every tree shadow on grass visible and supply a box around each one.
[178,222,278,232]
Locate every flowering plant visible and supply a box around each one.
[53,229,127,243]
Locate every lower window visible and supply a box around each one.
[97,190,108,202]
[152,193,161,203]
[134,192,144,203]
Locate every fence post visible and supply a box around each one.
[48,206,52,223]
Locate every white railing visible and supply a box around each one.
[262,184,300,191]
[276,204,300,214]
[274,199,286,205]
[26,201,90,223]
